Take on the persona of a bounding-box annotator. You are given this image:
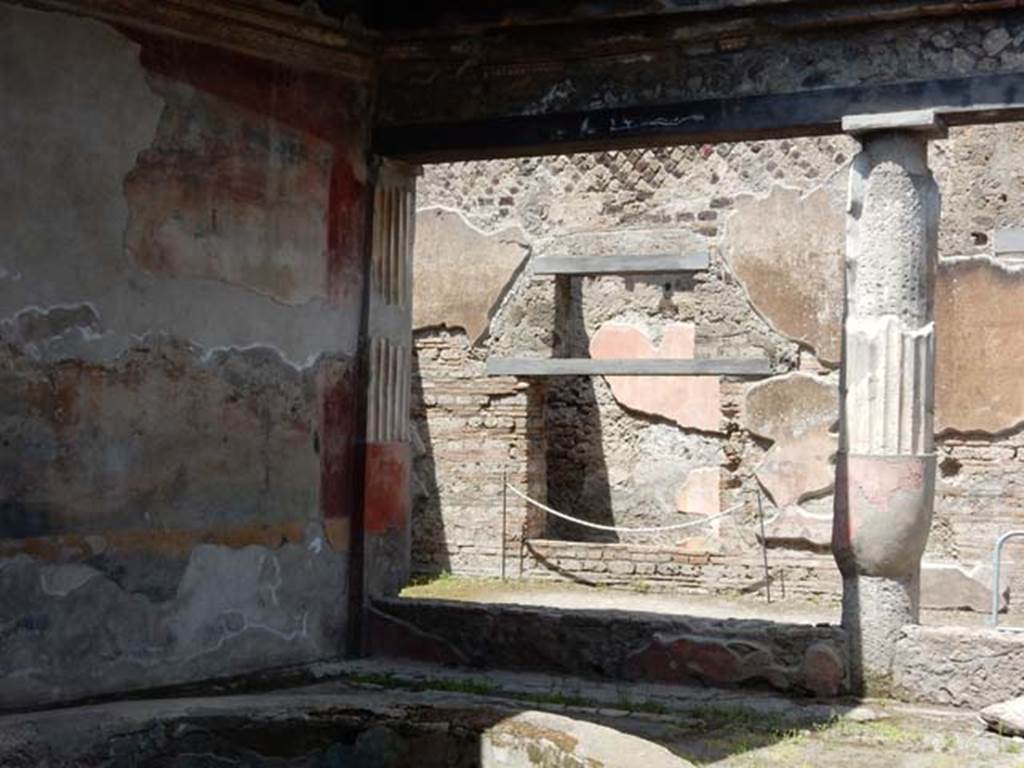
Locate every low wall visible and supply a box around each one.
[369,597,850,697]
[893,625,1024,708]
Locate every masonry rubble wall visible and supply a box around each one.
[0,3,371,709]
[412,125,1024,613]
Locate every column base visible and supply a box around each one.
[841,571,919,695]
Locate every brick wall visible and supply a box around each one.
[411,330,545,576]
[519,539,842,599]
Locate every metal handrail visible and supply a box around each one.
[990,530,1024,629]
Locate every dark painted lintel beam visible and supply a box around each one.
[373,72,1024,162]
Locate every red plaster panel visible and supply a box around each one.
[365,442,411,535]
[118,32,371,541]
[124,90,335,304]
[125,31,368,308]
[128,32,367,143]
[327,155,367,305]
[318,360,358,522]
[624,635,784,688]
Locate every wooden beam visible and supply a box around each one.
[994,227,1024,255]
[373,72,1024,162]
[532,252,710,275]
[486,357,772,377]
[366,0,809,35]
[17,0,374,80]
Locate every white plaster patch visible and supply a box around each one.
[522,79,577,116]
[199,342,311,371]
[39,564,101,597]
[171,545,310,652]
[84,535,108,555]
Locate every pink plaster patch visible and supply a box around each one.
[589,324,720,431]
[675,467,721,517]
[834,454,935,576]
[848,457,925,508]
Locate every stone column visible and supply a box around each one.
[832,110,944,691]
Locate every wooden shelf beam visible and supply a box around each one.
[486,357,771,377]
[532,252,710,275]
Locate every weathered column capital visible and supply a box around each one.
[841,109,948,140]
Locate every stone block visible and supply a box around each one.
[920,561,1008,613]
[721,183,845,364]
[842,109,946,138]
[745,372,837,507]
[935,257,1024,433]
[761,505,833,550]
[412,208,527,342]
[535,227,706,261]
[980,696,1024,737]
[482,710,694,768]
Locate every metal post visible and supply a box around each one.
[757,489,771,604]
[501,470,508,582]
[991,530,1024,627]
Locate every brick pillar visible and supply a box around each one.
[833,110,945,692]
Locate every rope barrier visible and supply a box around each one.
[505,483,749,534]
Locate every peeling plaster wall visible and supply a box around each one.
[0,3,370,709]
[414,126,1024,611]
